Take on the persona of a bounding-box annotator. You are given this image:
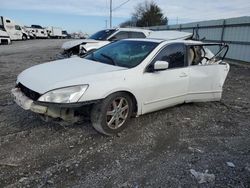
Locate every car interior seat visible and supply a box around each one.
[188,47,195,65]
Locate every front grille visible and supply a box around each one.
[17,83,41,101]
[1,39,9,45]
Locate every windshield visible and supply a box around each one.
[89,29,116,40]
[85,40,158,68]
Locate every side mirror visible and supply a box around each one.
[153,60,169,71]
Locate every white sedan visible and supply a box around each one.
[11,38,230,135]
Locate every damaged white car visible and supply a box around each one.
[60,29,193,58]
[11,38,230,135]
[60,28,151,58]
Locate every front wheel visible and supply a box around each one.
[22,34,27,40]
[91,92,133,135]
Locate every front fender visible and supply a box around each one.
[102,88,142,116]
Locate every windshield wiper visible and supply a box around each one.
[100,53,117,66]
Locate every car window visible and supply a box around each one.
[153,43,186,69]
[31,25,43,29]
[85,40,158,68]
[89,29,116,40]
[15,25,21,30]
[129,32,146,38]
[112,31,129,40]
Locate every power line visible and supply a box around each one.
[112,0,130,11]
[109,0,131,28]
[110,0,112,28]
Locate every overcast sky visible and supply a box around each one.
[1,0,250,34]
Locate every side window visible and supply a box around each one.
[153,43,186,69]
[129,32,146,38]
[112,31,129,40]
[15,25,21,30]
[6,19,11,23]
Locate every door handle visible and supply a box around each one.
[179,72,188,78]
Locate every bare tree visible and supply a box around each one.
[120,1,168,27]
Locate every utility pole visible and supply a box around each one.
[110,0,112,28]
[105,19,108,28]
[109,0,130,28]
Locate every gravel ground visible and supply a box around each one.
[0,39,250,188]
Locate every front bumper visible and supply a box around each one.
[11,88,47,114]
[11,88,100,122]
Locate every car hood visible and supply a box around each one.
[17,57,126,94]
[62,39,102,50]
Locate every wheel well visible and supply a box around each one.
[112,91,138,116]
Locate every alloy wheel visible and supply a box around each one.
[106,97,129,129]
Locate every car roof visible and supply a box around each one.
[109,27,151,33]
[124,38,164,43]
[124,38,205,45]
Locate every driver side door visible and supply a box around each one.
[141,43,189,114]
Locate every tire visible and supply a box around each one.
[22,34,27,40]
[91,92,133,135]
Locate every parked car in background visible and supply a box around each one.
[60,28,151,58]
[22,26,35,39]
[25,25,48,39]
[62,30,71,39]
[47,26,63,38]
[11,38,230,135]
[0,16,28,40]
[70,32,88,39]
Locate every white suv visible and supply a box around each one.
[12,38,230,135]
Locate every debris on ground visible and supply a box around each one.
[18,177,28,183]
[245,164,250,172]
[226,162,235,168]
[188,146,204,153]
[190,169,215,184]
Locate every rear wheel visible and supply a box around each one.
[91,92,133,135]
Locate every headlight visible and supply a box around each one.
[38,85,88,103]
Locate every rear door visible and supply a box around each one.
[187,62,230,102]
